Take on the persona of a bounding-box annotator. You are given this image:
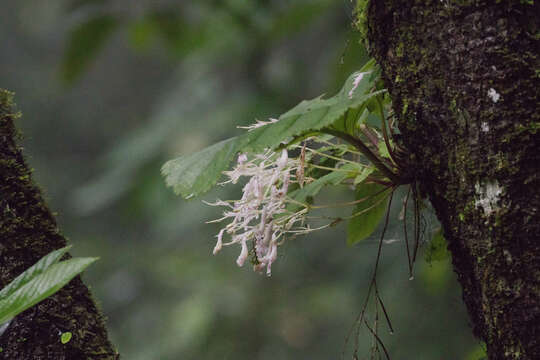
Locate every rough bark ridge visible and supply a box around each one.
[365,1,539,359]
[0,90,118,359]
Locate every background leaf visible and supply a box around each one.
[66,0,109,12]
[424,228,450,263]
[0,257,97,324]
[61,14,119,84]
[347,183,390,245]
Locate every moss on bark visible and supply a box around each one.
[0,90,118,359]
[364,0,539,358]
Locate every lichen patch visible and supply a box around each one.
[475,180,503,216]
[487,88,500,103]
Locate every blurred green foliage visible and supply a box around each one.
[0,0,483,358]
[61,14,119,84]
[425,228,451,263]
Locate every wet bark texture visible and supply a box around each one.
[0,90,118,359]
[365,1,539,358]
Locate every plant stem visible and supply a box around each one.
[322,129,402,185]
[376,96,399,166]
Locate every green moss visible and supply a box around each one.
[364,0,540,355]
[396,41,405,58]
[401,99,408,115]
[354,0,370,43]
[0,90,117,358]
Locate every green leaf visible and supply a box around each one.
[242,91,385,154]
[322,65,379,133]
[353,166,374,185]
[378,140,392,159]
[162,68,385,199]
[287,163,361,212]
[424,228,450,263]
[161,137,240,198]
[0,246,71,302]
[347,183,390,245]
[464,343,487,360]
[61,15,119,84]
[0,257,97,324]
[60,332,73,344]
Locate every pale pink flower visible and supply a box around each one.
[206,148,306,276]
[213,229,225,255]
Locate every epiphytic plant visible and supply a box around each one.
[162,59,430,358]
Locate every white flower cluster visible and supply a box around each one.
[206,149,306,276]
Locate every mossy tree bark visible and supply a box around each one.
[0,90,118,359]
[364,1,539,358]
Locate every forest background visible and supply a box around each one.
[1,1,483,359]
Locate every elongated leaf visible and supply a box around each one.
[61,15,119,84]
[378,141,392,159]
[0,246,71,302]
[162,69,385,199]
[0,258,97,324]
[347,183,390,245]
[353,166,374,185]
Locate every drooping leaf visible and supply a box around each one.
[347,183,390,245]
[0,246,71,302]
[61,15,119,84]
[424,228,450,263]
[162,68,385,199]
[0,257,97,324]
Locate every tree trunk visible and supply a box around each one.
[365,1,539,358]
[0,90,118,359]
